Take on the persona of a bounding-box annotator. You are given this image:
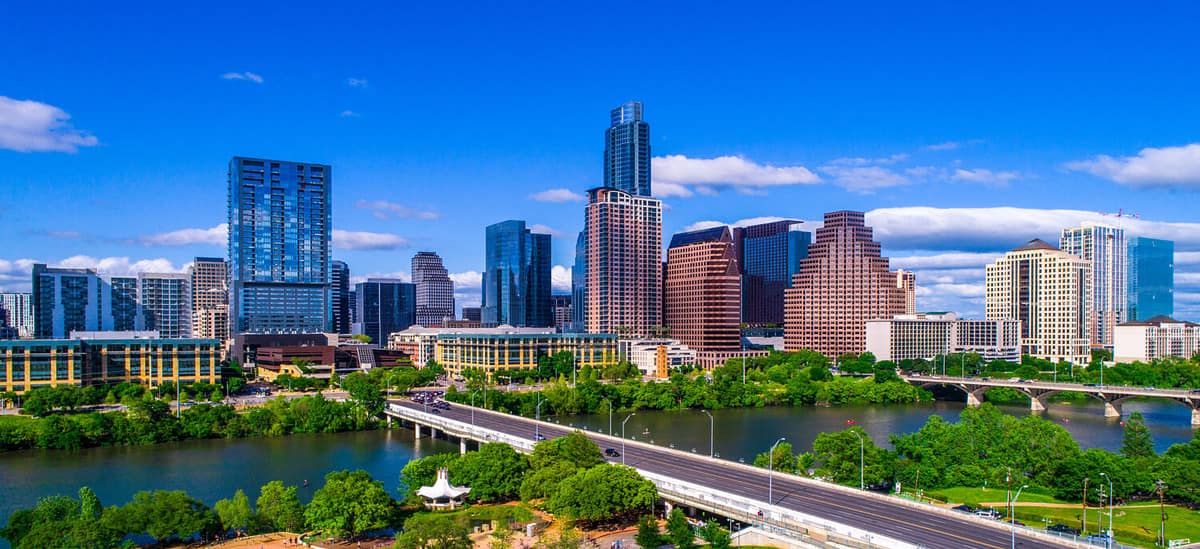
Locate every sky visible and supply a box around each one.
[3,1,1200,318]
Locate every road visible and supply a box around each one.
[391,399,1074,549]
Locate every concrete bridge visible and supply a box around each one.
[901,375,1200,425]
[385,399,1090,549]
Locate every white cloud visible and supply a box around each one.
[351,271,411,284]
[682,220,726,232]
[332,230,408,251]
[340,110,360,118]
[950,168,1019,186]
[818,165,909,193]
[1176,252,1200,266]
[354,199,440,220]
[926,142,960,151]
[551,265,572,293]
[681,216,813,234]
[449,271,482,290]
[1066,143,1200,189]
[923,282,986,298]
[529,188,586,203]
[651,155,820,197]
[891,252,1003,269]
[140,223,227,246]
[529,224,563,238]
[221,72,264,83]
[1174,272,1200,285]
[0,96,98,153]
[47,230,82,239]
[828,154,909,166]
[346,78,368,88]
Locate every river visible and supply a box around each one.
[0,398,1193,548]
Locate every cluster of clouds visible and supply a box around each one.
[354,199,440,221]
[0,96,98,153]
[132,223,411,252]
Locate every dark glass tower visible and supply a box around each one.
[482,220,552,327]
[227,157,331,334]
[330,260,351,334]
[733,220,810,326]
[353,280,415,345]
[1128,237,1174,321]
[571,230,587,332]
[604,101,651,197]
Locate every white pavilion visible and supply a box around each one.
[416,468,471,509]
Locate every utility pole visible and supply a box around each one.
[768,437,786,504]
[1156,480,1167,547]
[1082,477,1089,534]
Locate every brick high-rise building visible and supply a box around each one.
[986,239,1091,364]
[412,252,454,327]
[664,226,742,355]
[784,211,914,357]
[584,187,663,337]
[189,257,228,340]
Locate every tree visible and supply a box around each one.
[453,443,528,502]
[215,489,254,534]
[699,520,732,549]
[666,508,695,549]
[118,490,221,543]
[547,464,658,522]
[528,430,604,470]
[753,441,797,473]
[78,487,101,521]
[305,470,397,538]
[255,481,306,533]
[394,514,472,549]
[400,453,460,501]
[812,427,891,488]
[342,371,385,425]
[1121,411,1155,460]
[636,515,666,549]
[351,334,373,343]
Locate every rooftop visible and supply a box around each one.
[1012,238,1058,252]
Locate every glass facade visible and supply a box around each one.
[138,273,190,338]
[735,220,809,326]
[228,157,331,334]
[1,338,220,394]
[354,280,415,344]
[1061,223,1127,347]
[604,101,651,197]
[1128,236,1174,321]
[481,220,552,327]
[571,230,587,332]
[330,260,351,333]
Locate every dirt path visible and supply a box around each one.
[978,502,1163,509]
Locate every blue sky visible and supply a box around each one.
[3,1,1200,317]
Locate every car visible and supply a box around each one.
[1047,524,1081,536]
[974,509,1001,519]
[1083,383,1098,387]
[950,504,974,513]
[604,448,620,457]
[535,433,546,441]
[1144,386,1156,390]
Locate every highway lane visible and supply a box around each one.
[392,400,1071,549]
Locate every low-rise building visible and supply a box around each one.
[1,337,221,394]
[1114,316,1200,363]
[620,338,696,378]
[389,326,552,368]
[865,313,1020,363]
[434,332,618,378]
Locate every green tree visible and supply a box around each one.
[351,334,373,344]
[666,508,695,549]
[214,489,255,534]
[547,464,658,522]
[78,487,102,521]
[305,470,397,538]
[342,371,385,424]
[753,441,797,473]
[117,490,221,543]
[1121,411,1155,459]
[636,515,665,549]
[528,430,604,470]
[699,520,732,549]
[454,442,528,502]
[393,514,472,549]
[812,427,891,488]
[255,481,306,533]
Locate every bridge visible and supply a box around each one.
[385,399,1090,549]
[901,375,1200,425]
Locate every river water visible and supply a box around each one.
[0,398,1194,548]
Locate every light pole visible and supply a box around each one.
[470,390,480,425]
[535,397,545,441]
[742,353,747,384]
[768,437,786,504]
[621,413,636,465]
[850,429,865,490]
[1156,480,1167,547]
[1011,484,1028,549]
[701,409,714,457]
[602,398,612,434]
[1100,472,1113,545]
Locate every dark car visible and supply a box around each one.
[951,504,974,513]
[604,448,620,457]
[1047,524,1081,536]
[535,433,546,441]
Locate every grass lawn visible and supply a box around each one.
[0,414,36,425]
[922,486,1063,506]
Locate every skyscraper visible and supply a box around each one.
[189,257,228,340]
[227,157,331,334]
[1128,237,1174,321]
[0,293,33,338]
[481,220,552,327]
[31,264,141,338]
[664,227,742,355]
[1061,223,1126,348]
[330,260,351,333]
[986,239,1091,364]
[412,252,455,327]
[733,220,811,326]
[138,273,191,338]
[784,211,914,357]
[571,230,587,332]
[551,294,573,333]
[109,277,140,331]
[604,101,651,196]
[354,279,415,344]
[585,187,663,337]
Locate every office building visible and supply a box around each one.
[664,226,741,357]
[390,325,551,368]
[733,220,810,326]
[433,332,617,378]
[354,279,415,345]
[1061,223,1126,348]
[985,239,1091,364]
[784,211,915,357]
[865,313,1021,363]
[412,252,455,327]
[227,157,331,334]
[0,293,33,338]
[584,187,663,337]
[571,230,587,332]
[604,101,651,196]
[109,277,141,332]
[189,257,228,340]
[0,337,221,394]
[139,273,191,338]
[620,338,697,378]
[461,307,481,323]
[1114,316,1200,363]
[481,220,552,327]
[1128,237,1174,321]
[552,294,573,332]
[348,289,357,326]
[330,260,351,334]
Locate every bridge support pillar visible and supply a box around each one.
[414,424,422,439]
[1030,396,1046,413]
[460,438,468,455]
[387,416,393,427]
[1104,401,1122,419]
[1192,407,1200,426]
[966,390,983,407]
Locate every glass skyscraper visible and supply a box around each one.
[31,264,141,338]
[353,279,415,345]
[604,101,651,197]
[1061,223,1126,347]
[1128,236,1174,320]
[571,230,587,332]
[482,220,552,327]
[734,220,811,326]
[227,157,331,334]
[330,260,351,334]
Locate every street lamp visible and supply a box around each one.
[1100,472,1114,545]
[850,429,865,490]
[602,398,613,434]
[768,437,787,504]
[1011,484,1028,549]
[470,390,480,425]
[621,413,636,465]
[701,409,714,458]
[535,397,546,441]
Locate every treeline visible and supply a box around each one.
[0,380,246,418]
[0,470,398,549]
[446,351,927,417]
[753,403,1200,506]
[894,351,1200,389]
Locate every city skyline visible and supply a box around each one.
[4,4,1200,320]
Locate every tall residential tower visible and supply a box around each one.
[604,101,651,197]
[189,257,228,340]
[1061,223,1126,348]
[412,252,455,326]
[584,187,663,337]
